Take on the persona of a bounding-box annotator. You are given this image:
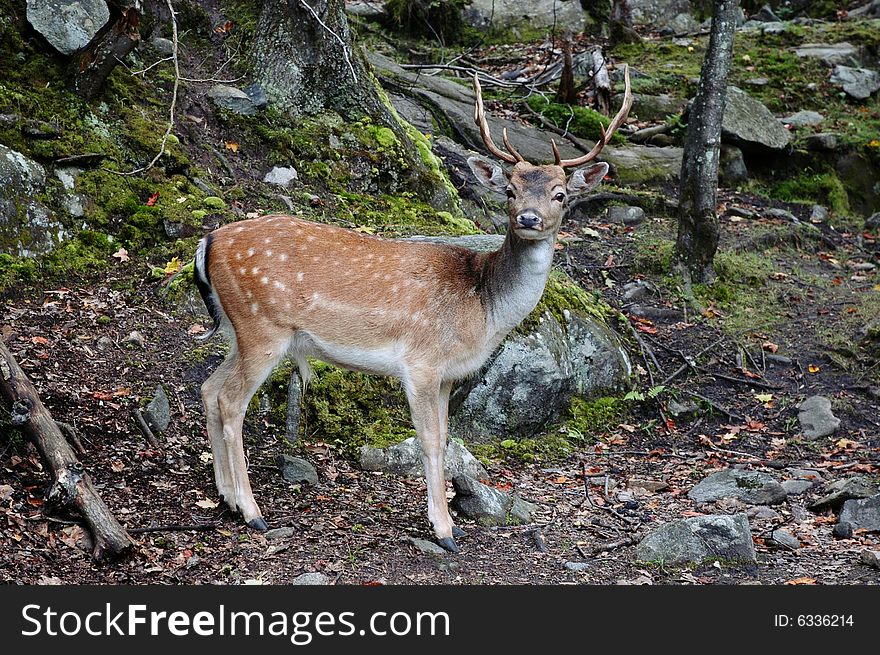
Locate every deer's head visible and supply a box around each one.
[467,67,632,241]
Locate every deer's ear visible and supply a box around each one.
[468,157,508,190]
[567,162,609,196]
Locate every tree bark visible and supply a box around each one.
[250,0,456,211]
[675,0,739,284]
[0,341,133,560]
[68,2,142,100]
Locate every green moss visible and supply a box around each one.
[263,361,414,456]
[567,396,626,434]
[632,236,676,275]
[369,126,398,149]
[0,230,114,292]
[526,96,626,145]
[471,434,575,464]
[773,170,850,215]
[519,269,612,334]
[203,196,227,211]
[334,192,477,236]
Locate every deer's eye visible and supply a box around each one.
[506,188,516,199]
[554,192,566,202]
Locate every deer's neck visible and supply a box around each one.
[480,230,556,345]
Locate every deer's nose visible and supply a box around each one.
[516,212,542,229]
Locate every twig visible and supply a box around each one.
[115,0,180,176]
[587,533,642,555]
[659,337,723,387]
[581,462,637,526]
[683,390,745,423]
[298,0,357,83]
[697,367,782,390]
[133,409,161,449]
[128,523,217,534]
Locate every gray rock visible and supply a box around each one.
[745,77,770,87]
[635,514,757,565]
[661,12,699,34]
[764,208,798,222]
[720,145,748,186]
[564,561,591,572]
[809,476,879,511]
[781,110,824,128]
[751,4,781,22]
[243,83,268,110]
[830,65,880,100]
[143,385,171,434]
[622,280,652,302]
[263,166,299,187]
[277,454,319,485]
[867,212,880,229]
[345,1,386,20]
[290,572,331,585]
[721,86,792,151]
[794,43,859,67]
[613,93,687,122]
[359,437,488,481]
[122,331,145,348]
[265,527,296,540]
[802,133,840,152]
[860,549,880,569]
[150,36,175,55]
[463,0,586,31]
[781,479,814,496]
[206,85,259,115]
[759,21,787,35]
[797,395,840,440]
[95,336,114,351]
[809,205,829,223]
[833,521,853,539]
[26,0,110,55]
[747,505,782,521]
[688,468,787,505]
[606,205,646,225]
[0,144,63,257]
[838,494,880,533]
[770,528,801,550]
[450,475,537,526]
[405,536,447,557]
[668,399,700,417]
[728,206,756,219]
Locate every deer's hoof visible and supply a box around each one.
[437,537,460,553]
[247,517,269,532]
[452,526,467,539]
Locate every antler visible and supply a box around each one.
[555,64,633,168]
[473,74,524,164]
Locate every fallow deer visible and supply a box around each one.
[193,67,632,552]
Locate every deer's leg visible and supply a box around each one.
[201,346,239,505]
[216,340,286,531]
[407,375,457,552]
[438,379,465,539]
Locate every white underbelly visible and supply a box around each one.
[292,331,406,378]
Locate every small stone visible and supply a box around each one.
[143,385,170,434]
[830,65,880,100]
[263,166,298,187]
[243,83,268,110]
[635,514,756,566]
[688,468,787,506]
[759,21,787,34]
[122,331,145,348]
[291,572,331,585]
[809,205,829,223]
[605,205,646,225]
[450,475,536,526]
[781,110,824,128]
[797,395,840,440]
[860,550,880,569]
[866,212,880,230]
[744,77,769,86]
[781,479,814,496]
[667,399,700,417]
[751,4,781,22]
[728,206,756,218]
[765,353,792,366]
[405,537,447,558]
[96,336,114,351]
[838,494,880,533]
[764,208,798,222]
[150,36,174,55]
[627,478,669,493]
[832,522,853,539]
[276,454,319,485]
[747,506,782,521]
[564,561,591,572]
[770,528,800,550]
[802,133,840,152]
[622,280,652,302]
[265,527,296,540]
[206,85,259,115]
[809,476,878,511]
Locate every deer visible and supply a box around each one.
[193,67,632,552]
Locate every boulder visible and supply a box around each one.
[613,93,687,122]
[781,110,824,128]
[793,43,859,67]
[797,395,840,440]
[634,514,756,565]
[462,0,586,31]
[802,133,839,152]
[26,0,110,55]
[719,145,748,186]
[829,65,880,100]
[450,475,537,526]
[359,437,488,481]
[688,468,787,505]
[627,0,693,29]
[720,86,791,151]
[0,145,65,256]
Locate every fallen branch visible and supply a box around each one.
[133,408,161,449]
[0,341,132,560]
[128,523,217,534]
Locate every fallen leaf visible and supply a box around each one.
[754,393,773,403]
[195,498,219,509]
[31,336,49,345]
[784,577,817,585]
[761,341,778,353]
[808,364,820,373]
[164,257,181,275]
[146,192,159,207]
[112,247,130,262]
[224,140,240,153]
[110,460,125,473]
[188,324,207,335]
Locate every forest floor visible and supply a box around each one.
[1,184,878,586]
[1,6,879,586]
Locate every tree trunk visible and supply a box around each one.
[68,2,141,100]
[0,342,133,560]
[250,0,456,210]
[675,0,739,284]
